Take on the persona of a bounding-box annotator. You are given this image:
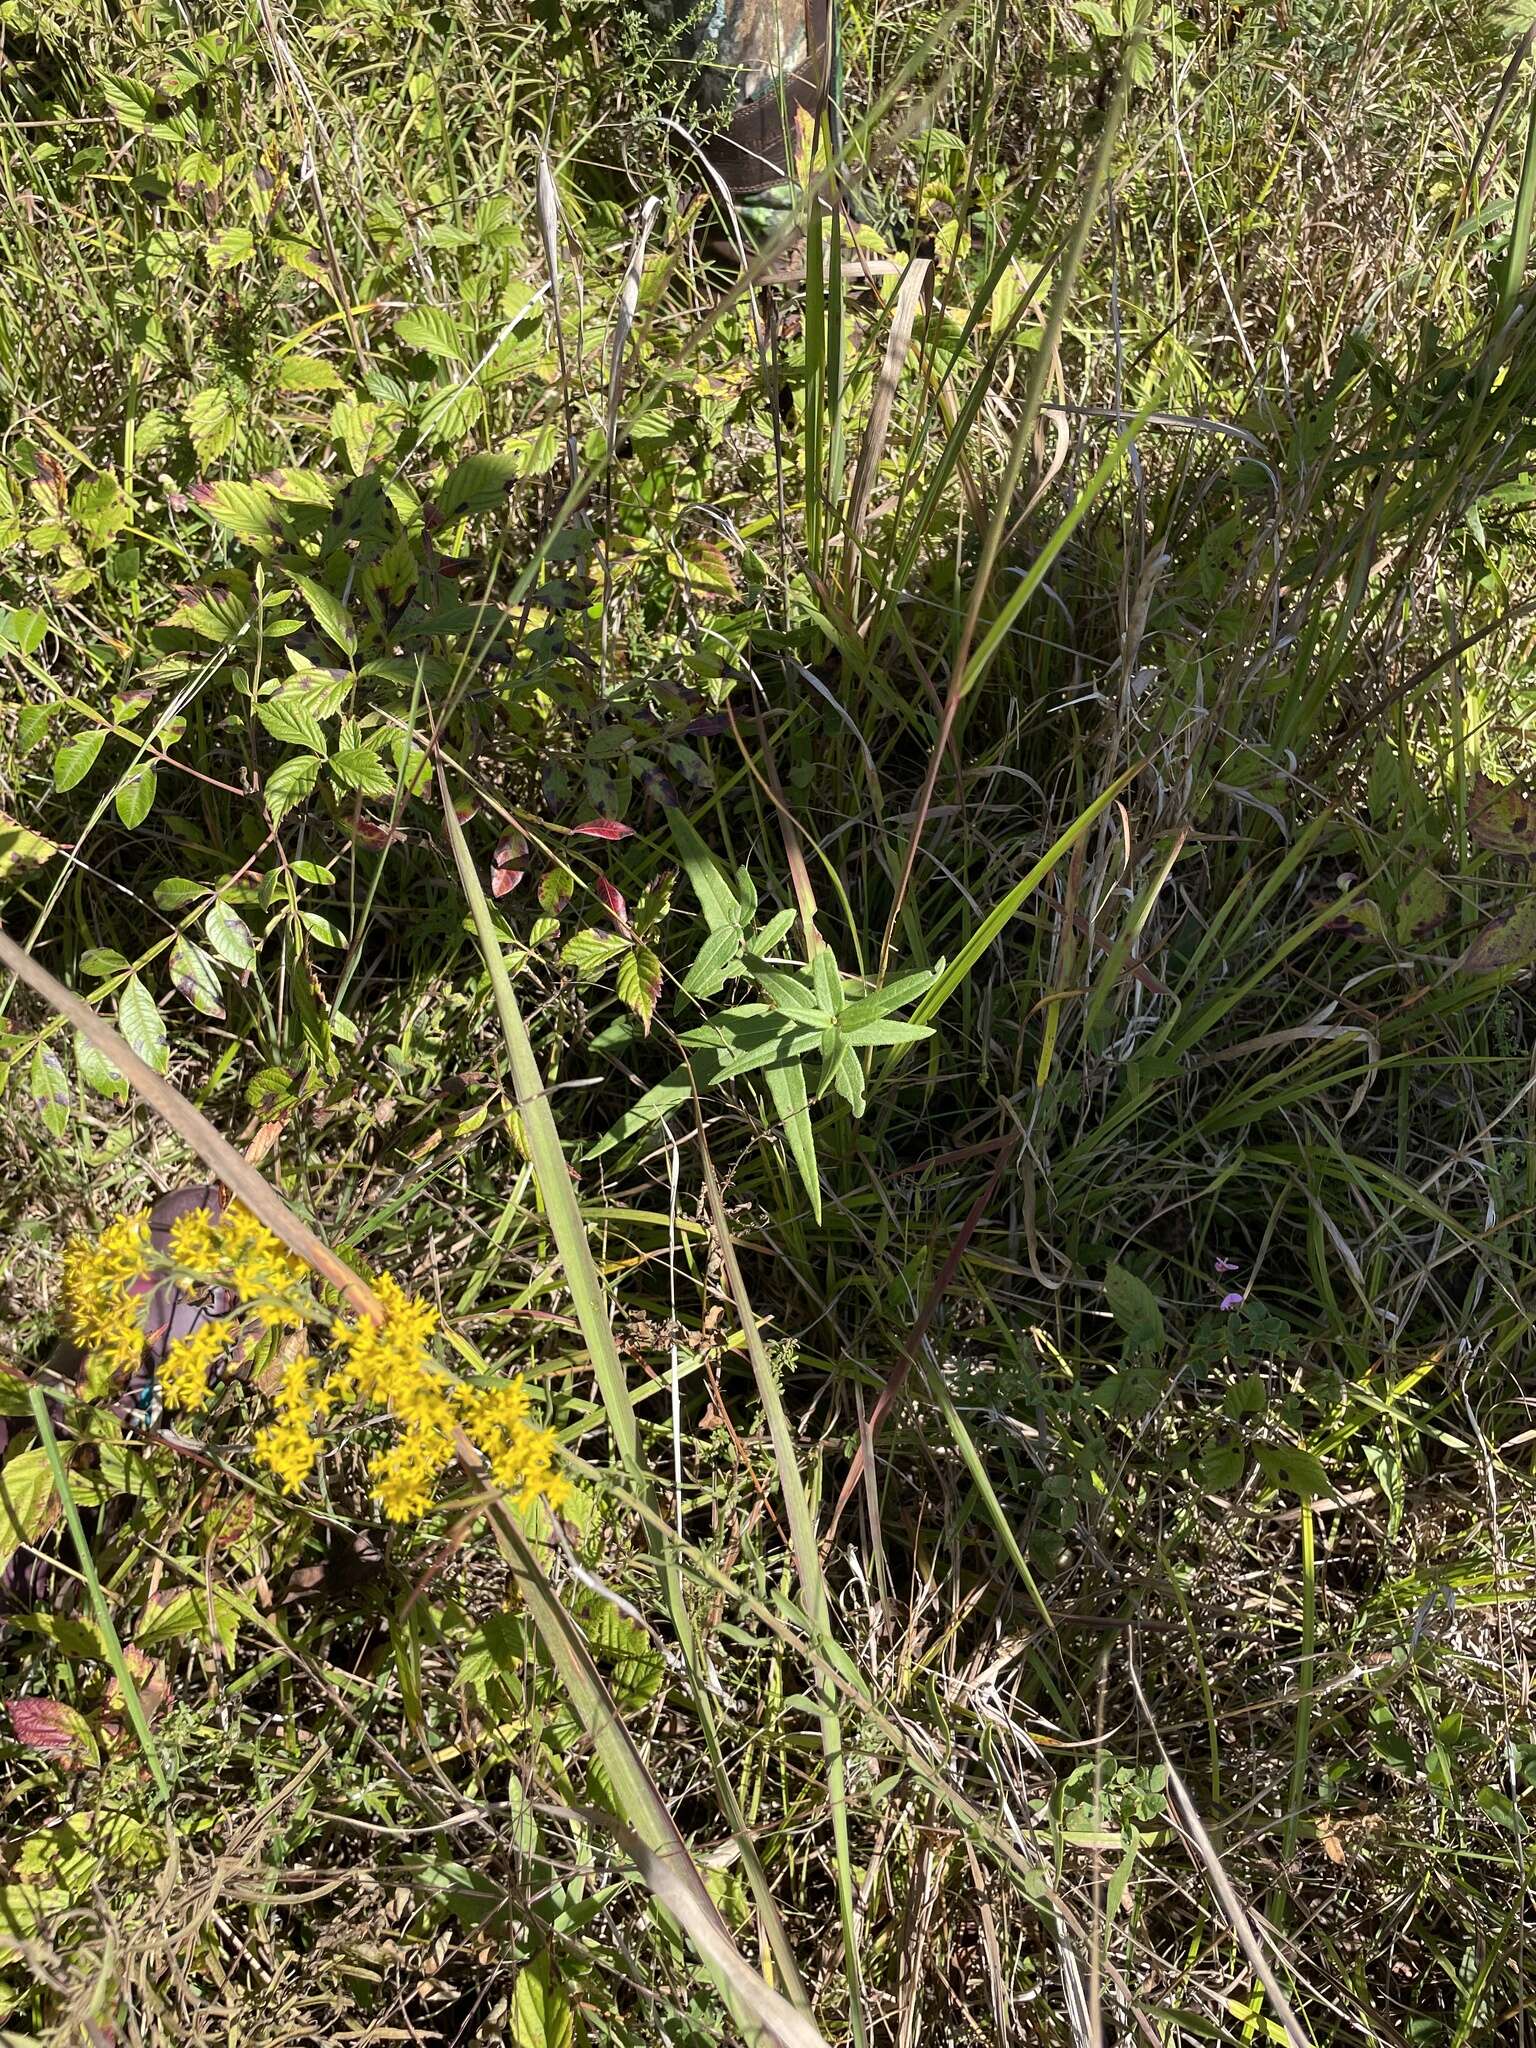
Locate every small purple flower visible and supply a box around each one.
[1214,1257,1241,1275]
[1218,1290,1246,1312]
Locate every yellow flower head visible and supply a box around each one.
[461,1376,569,1515]
[218,1205,309,1328]
[368,1421,453,1522]
[252,1348,320,1494]
[167,1206,224,1283]
[157,1320,227,1414]
[61,1211,151,1384]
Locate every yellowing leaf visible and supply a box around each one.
[0,1448,59,1574]
[274,354,345,393]
[617,943,662,1034]
[1459,896,1536,974]
[1468,775,1536,856]
[0,811,57,890]
[1395,868,1450,945]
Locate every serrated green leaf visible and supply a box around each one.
[264,752,322,820]
[437,452,523,520]
[183,384,240,464]
[207,224,256,271]
[274,354,345,392]
[258,695,327,753]
[562,928,629,978]
[166,580,252,643]
[616,944,662,1032]
[169,936,224,1017]
[0,1448,58,1573]
[114,763,156,829]
[195,479,278,544]
[328,744,394,796]
[204,901,257,970]
[246,1066,295,1111]
[53,729,106,792]
[100,76,156,126]
[395,306,466,360]
[116,974,167,1074]
[419,381,485,444]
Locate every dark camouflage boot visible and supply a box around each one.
[633,0,834,252]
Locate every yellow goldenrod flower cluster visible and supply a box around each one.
[156,1321,225,1414]
[60,1211,152,1382]
[169,1202,309,1329]
[250,1348,322,1494]
[59,1205,569,1526]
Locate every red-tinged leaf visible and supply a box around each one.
[490,865,523,897]
[494,828,528,868]
[596,874,629,930]
[346,815,400,852]
[6,1697,99,1768]
[571,818,635,842]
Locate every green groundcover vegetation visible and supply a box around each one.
[5,1,1536,2041]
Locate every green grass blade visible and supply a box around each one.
[906,763,1141,1030]
[438,763,639,1477]
[698,1141,869,2048]
[27,1387,171,1807]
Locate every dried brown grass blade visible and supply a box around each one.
[840,255,930,601]
[1128,1643,1314,2048]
